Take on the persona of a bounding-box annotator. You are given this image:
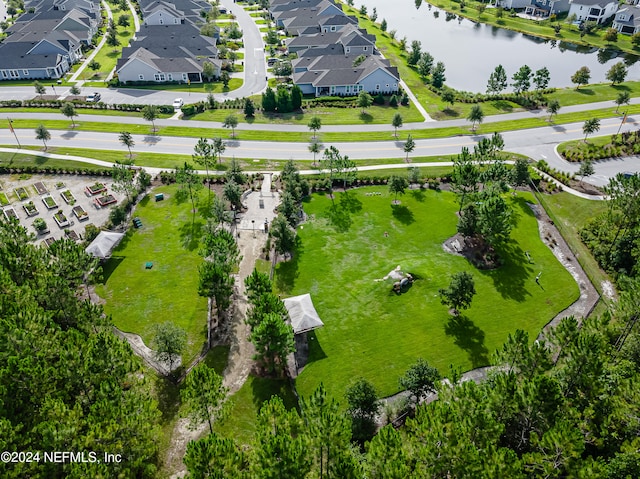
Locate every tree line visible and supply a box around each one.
[182,280,640,477]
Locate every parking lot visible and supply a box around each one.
[0,174,124,246]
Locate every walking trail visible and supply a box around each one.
[165,178,276,479]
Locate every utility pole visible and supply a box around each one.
[7,118,21,148]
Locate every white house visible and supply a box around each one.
[613,5,640,34]
[568,0,618,24]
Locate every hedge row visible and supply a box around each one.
[0,99,174,114]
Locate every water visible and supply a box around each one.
[363,0,640,92]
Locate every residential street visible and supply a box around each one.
[3,114,639,185]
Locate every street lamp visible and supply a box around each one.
[252,219,255,238]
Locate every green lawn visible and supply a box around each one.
[189,102,424,125]
[0,150,109,172]
[213,375,298,446]
[96,185,209,365]
[275,187,579,400]
[84,6,136,81]
[537,192,611,299]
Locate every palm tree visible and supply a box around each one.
[119,131,135,159]
[35,124,51,150]
[582,118,600,142]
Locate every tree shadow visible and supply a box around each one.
[274,237,303,294]
[322,191,362,233]
[612,84,631,92]
[444,314,489,368]
[481,239,534,302]
[442,107,460,117]
[391,204,415,225]
[142,135,161,145]
[99,255,125,284]
[359,112,373,123]
[410,188,426,202]
[575,88,595,96]
[178,219,203,251]
[491,100,514,112]
[250,375,299,410]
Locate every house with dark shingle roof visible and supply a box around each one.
[293,54,399,97]
[568,0,618,24]
[116,24,221,83]
[613,5,640,34]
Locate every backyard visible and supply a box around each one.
[95,184,208,365]
[275,187,580,400]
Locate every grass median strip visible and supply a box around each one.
[4,104,637,143]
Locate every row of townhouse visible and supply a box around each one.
[115,0,221,84]
[270,0,400,97]
[0,0,100,80]
[501,0,640,35]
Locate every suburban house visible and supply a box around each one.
[116,24,220,83]
[497,0,532,10]
[138,0,212,27]
[142,3,185,26]
[292,53,399,97]
[8,8,99,44]
[272,0,344,30]
[567,0,618,24]
[318,14,357,33]
[0,7,92,80]
[613,5,640,34]
[286,25,375,53]
[525,0,571,17]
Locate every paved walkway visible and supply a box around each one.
[68,0,114,83]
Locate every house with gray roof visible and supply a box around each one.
[293,54,399,97]
[568,0,618,24]
[0,41,70,79]
[8,8,98,44]
[116,24,220,83]
[613,5,640,34]
[138,0,211,26]
[286,25,375,54]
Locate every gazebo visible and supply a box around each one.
[85,231,124,259]
[283,293,324,374]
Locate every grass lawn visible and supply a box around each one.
[189,102,424,125]
[537,191,611,297]
[274,187,579,400]
[111,78,243,93]
[96,185,209,365]
[84,6,136,82]
[0,150,110,172]
[213,375,298,446]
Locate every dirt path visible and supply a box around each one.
[165,231,264,479]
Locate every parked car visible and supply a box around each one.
[86,92,101,102]
[173,98,184,110]
[267,58,278,66]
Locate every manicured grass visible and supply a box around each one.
[114,78,243,93]
[84,6,136,81]
[0,150,109,172]
[275,187,579,400]
[189,102,424,125]
[4,102,635,144]
[548,82,640,106]
[537,191,611,300]
[1,107,172,118]
[213,375,298,446]
[96,185,209,365]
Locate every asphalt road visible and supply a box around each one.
[3,116,639,185]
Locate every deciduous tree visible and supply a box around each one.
[606,61,628,85]
[486,64,508,95]
[438,271,476,314]
[403,133,416,161]
[35,124,50,150]
[223,114,238,138]
[571,66,591,89]
[141,104,159,132]
[308,115,322,139]
[388,175,409,202]
[60,102,77,127]
[153,321,186,371]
